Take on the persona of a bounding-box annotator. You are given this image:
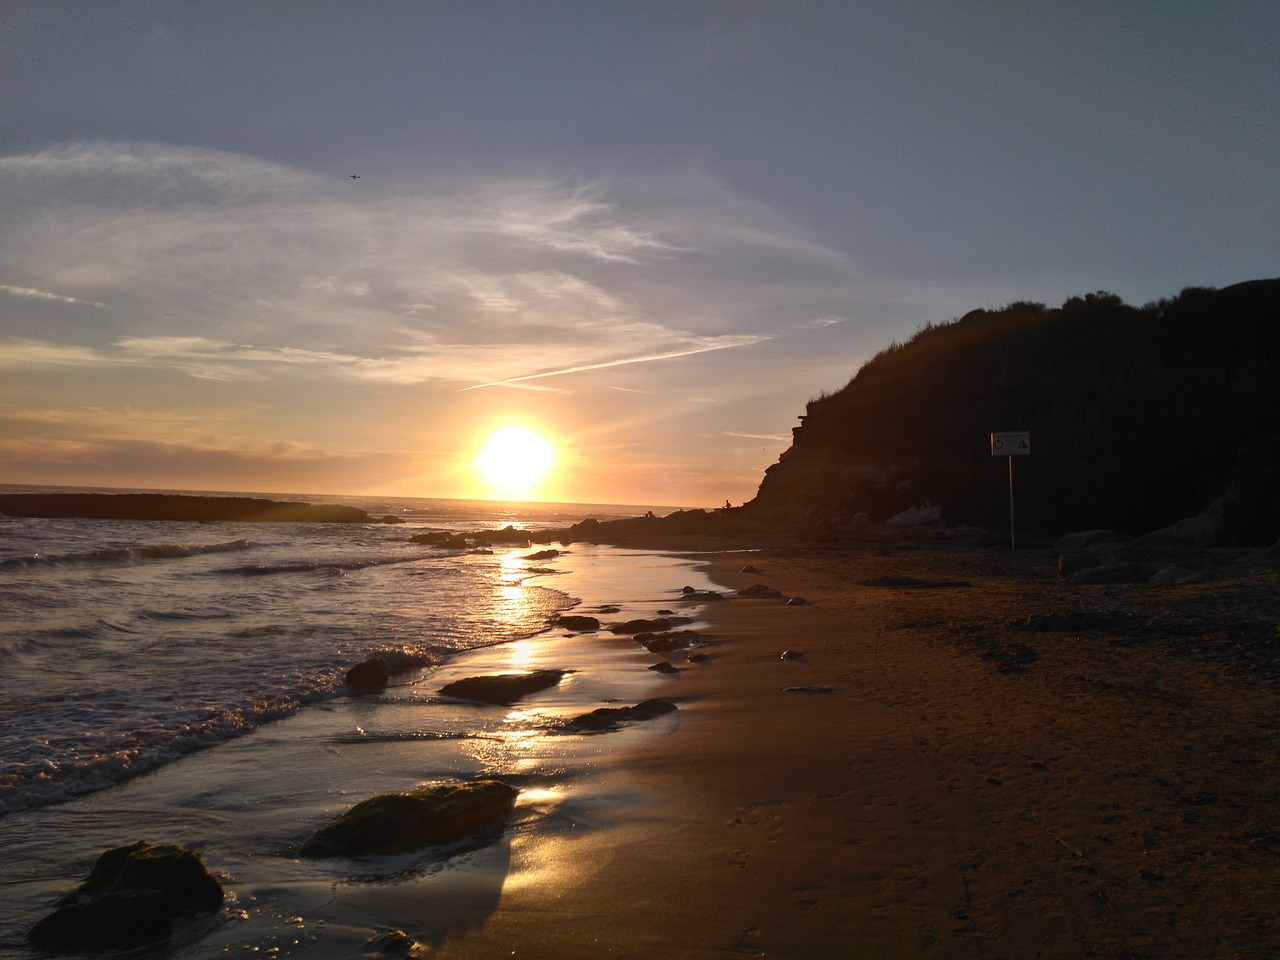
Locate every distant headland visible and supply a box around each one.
[0,493,376,524]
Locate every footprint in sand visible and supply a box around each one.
[728,850,750,869]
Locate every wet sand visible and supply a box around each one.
[432,545,1280,959]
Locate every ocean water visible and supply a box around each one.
[0,486,725,958]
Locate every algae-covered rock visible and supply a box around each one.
[559,698,678,734]
[438,670,566,705]
[300,780,518,858]
[28,841,223,953]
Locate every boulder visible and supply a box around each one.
[1172,497,1226,547]
[346,656,390,692]
[559,698,678,734]
[649,660,679,674]
[556,615,600,632]
[439,670,566,705]
[28,841,223,953]
[300,781,518,858]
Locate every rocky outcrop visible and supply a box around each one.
[28,841,223,953]
[0,493,372,523]
[300,781,518,858]
[438,670,567,705]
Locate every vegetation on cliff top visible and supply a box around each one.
[747,279,1280,543]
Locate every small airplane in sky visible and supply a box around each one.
[349,174,360,179]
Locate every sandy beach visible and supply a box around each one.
[427,544,1280,959]
[8,542,1279,960]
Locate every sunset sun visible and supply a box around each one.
[475,426,555,495]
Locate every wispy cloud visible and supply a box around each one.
[0,284,107,308]
[0,142,858,385]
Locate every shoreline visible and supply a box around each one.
[6,541,1278,958]
[431,543,1280,959]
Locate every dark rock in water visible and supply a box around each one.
[346,656,390,691]
[381,515,406,524]
[300,781,518,858]
[649,660,679,674]
[409,531,453,545]
[737,584,784,599]
[687,652,712,664]
[598,604,621,614]
[656,608,674,615]
[439,670,566,705]
[637,630,703,652]
[0,493,371,524]
[473,525,532,546]
[740,565,760,574]
[525,548,561,560]
[556,615,600,632]
[559,698,678,734]
[367,929,425,957]
[682,590,726,602]
[786,596,809,606]
[28,841,223,953]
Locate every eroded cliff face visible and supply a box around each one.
[741,279,1280,544]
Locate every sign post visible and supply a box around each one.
[990,431,1031,549]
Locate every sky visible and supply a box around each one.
[2,2,1278,508]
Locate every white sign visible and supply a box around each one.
[991,431,1031,456]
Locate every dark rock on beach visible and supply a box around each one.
[300,781,518,858]
[738,583,784,599]
[28,841,224,953]
[346,656,390,691]
[439,669,567,705]
[559,698,678,734]
[0,493,371,524]
[556,615,601,632]
[637,630,704,652]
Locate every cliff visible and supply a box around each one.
[743,279,1280,545]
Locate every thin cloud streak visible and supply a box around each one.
[459,335,772,390]
[0,284,107,308]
